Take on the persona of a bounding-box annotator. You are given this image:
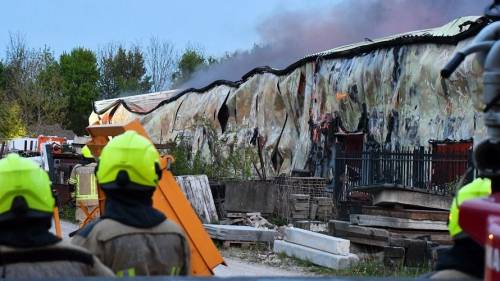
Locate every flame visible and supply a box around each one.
[336,92,348,101]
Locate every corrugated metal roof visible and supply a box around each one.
[94,16,489,115]
[306,16,480,59]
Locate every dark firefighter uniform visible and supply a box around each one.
[0,154,114,278]
[72,131,191,276]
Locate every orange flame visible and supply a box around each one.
[336,92,348,101]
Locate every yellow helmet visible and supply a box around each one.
[448,178,491,237]
[0,154,54,221]
[96,131,161,189]
[81,145,93,159]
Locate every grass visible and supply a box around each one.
[286,256,430,277]
[58,204,76,223]
[225,247,430,278]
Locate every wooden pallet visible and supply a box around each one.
[221,240,269,249]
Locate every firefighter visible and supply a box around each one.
[429,177,491,280]
[71,131,190,276]
[0,154,114,278]
[69,145,99,224]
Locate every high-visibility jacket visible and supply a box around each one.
[69,163,98,203]
[449,177,492,237]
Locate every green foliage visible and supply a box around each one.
[60,48,99,135]
[98,45,151,99]
[0,98,27,138]
[280,255,430,277]
[172,47,207,86]
[168,121,257,180]
[267,214,288,226]
[59,204,76,223]
[0,61,6,90]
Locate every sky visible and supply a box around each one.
[0,0,489,89]
[0,0,338,58]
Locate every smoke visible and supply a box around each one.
[181,0,490,89]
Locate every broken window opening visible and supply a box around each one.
[217,91,231,133]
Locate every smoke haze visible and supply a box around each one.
[181,0,490,89]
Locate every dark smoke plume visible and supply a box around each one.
[181,0,490,89]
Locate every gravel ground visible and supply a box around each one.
[214,257,308,277]
[50,219,79,238]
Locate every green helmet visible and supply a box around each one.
[448,177,491,237]
[81,145,93,159]
[0,154,54,220]
[96,131,161,189]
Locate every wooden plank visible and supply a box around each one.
[370,189,451,210]
[389,229,452,245]
[292,202,310,210]
[329,220,389,247]
[204,224,276,242]
[350,214,448,231]
[176,175,219,223]
[361,206,448,221]
[226,212,246,218]
[290,194,310,200]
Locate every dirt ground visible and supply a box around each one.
[214,257,309,276]
[216,246,314,276]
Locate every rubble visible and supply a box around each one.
[222,212,277,229]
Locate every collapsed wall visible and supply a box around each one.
[90,17,488,178]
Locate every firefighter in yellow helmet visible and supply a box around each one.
[81,145,93,159]
[0,154,114,278]
[71,131,190,276]
[429,177,492,280]
[69,145,99,224]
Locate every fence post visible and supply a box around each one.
[466,148,474,184]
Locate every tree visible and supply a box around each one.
[146,37,177,92]
[3,34,67,132]
[171,47,207,87]
[0,61,6,90]
[60,48,99,135]
[98,44,151,99]
[0,97,27,138]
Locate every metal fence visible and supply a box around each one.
[274,176,334,222]
[334,146,472,201]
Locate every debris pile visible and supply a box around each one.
[328,188,451,267]
[222,212,276,229]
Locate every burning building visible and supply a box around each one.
[90,17,487,181]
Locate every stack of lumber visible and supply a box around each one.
[313,197,333,220]
[222,212,276,229]
[204,224,277,242]
[328,205,451,267]
[273,227,358,270]
[289,194,310,220]
[176,175,218,223]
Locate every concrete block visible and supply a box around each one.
[273,240,359,270]
[284,227,350,256]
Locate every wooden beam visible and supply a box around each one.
[361,206,449,221]
[350,214,448,231]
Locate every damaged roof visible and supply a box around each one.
[94,16,488,116]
